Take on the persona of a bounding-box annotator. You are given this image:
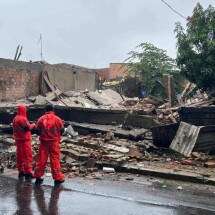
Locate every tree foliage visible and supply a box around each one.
[127,42,179,98]
[175,3,215,91]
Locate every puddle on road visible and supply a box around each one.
[0,176,214,215]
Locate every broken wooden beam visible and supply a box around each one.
[163,74,175,107]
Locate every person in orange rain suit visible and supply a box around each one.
[13,105,35,179]
[34,105,65,186]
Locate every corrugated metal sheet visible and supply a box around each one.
[194,126,215,152]
[179,107,215,126]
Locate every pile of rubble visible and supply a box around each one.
[34,87,215,124]
[3,82,214,126]
[26,89,124,109]
[1,128,215,179]
[0,89,179,124]
[0,130,153,176]
[1,80,215,182]
[120,97,179,123]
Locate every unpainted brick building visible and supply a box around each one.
[96,63,128,81]
[0,58,98,102]
[0,58,42,101]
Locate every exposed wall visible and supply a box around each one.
[96,63,128,81]
[0,59,98,101]
[109,63,128,80]
[0,58,42,101]
[95,68,109,81]
[75,70,98,91]
[44,64,98,92]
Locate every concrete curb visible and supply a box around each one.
[97,163,215,186]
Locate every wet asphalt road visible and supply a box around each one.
[0,172,215,215]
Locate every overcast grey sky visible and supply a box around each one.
[0,0,214,68]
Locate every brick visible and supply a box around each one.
[0,59,41,101]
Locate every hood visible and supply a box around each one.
[17,105,27,118]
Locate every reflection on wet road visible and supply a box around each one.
[34,183,62,215]
[16,180,33,215]
[0,175,215,215]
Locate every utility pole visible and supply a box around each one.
[38,33,43,61]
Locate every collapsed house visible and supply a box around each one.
[0,58,215,184]
[0,58,99,102]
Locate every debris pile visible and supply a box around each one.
[0,130,215,180]
[2,82,214,126]
[0,135,16,172]
[1,75,215,182]
[0,132,152,176]
[179,83,214,107]
[59,131,155,176]
[26,89,124,109]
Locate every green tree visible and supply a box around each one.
[127,42,178,98]
[175,3,215,91]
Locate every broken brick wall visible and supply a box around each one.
[0,59,99,102]
[96,68,109,81]
[109,63,128,80]
[0,58,42,102]
[96,63,128,81]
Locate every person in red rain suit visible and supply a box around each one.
[13,105,35,180]
[34,105,65,186]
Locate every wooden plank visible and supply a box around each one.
[170,122,201,157]
[170,122,215,156]
[163,74,175,107]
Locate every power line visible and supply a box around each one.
[160,0,187,20]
